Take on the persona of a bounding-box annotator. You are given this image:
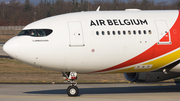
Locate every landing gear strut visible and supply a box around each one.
[62,72,79,96]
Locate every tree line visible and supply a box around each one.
[0,0,180,26]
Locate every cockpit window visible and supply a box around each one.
[17,29,52,37]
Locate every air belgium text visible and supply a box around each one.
[90,19,148,26]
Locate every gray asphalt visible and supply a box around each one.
[0,83,180,101]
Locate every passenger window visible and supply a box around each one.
[148,30,152,34]
[102,31,105,35]
[96,31,99,35]
[118,31,121,35]
[107,31,110,35]
[113,31,115,35]
[144,30,146,34]
[138,30,141,34]
[128,30,131,35]
[123,31,126,35]
[133,30,136,34]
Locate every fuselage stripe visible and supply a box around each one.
[92,10,180,73]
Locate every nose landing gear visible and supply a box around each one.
[67,85,79,96]
[62,72,79,96]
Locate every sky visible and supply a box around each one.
[0,0,170,5]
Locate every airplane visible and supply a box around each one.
[3,8,180,96]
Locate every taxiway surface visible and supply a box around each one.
[0,83,180,101]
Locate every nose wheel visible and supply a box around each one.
[67,85,79,96]
[62,72,79,97]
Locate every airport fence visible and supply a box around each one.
[0,26,24,35]
[0,26,24,30]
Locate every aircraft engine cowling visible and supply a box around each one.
[124,72,180,82]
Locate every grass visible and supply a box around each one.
[0,58,60,74]
[0,58,179,84]
[0,58,129,83]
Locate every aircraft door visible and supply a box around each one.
[68,21,84,46]
[155,20,171,44]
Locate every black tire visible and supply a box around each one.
[67,86,79,96]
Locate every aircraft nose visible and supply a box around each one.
[3,37,20,58]
[3,42,12,56]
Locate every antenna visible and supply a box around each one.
[96,6,100,11]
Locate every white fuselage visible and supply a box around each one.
[3,10,180,73]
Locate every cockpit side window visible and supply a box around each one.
[30,30,36,36]
[36,29,46,36]
[43,29,52,36]
[17,29,53,37]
